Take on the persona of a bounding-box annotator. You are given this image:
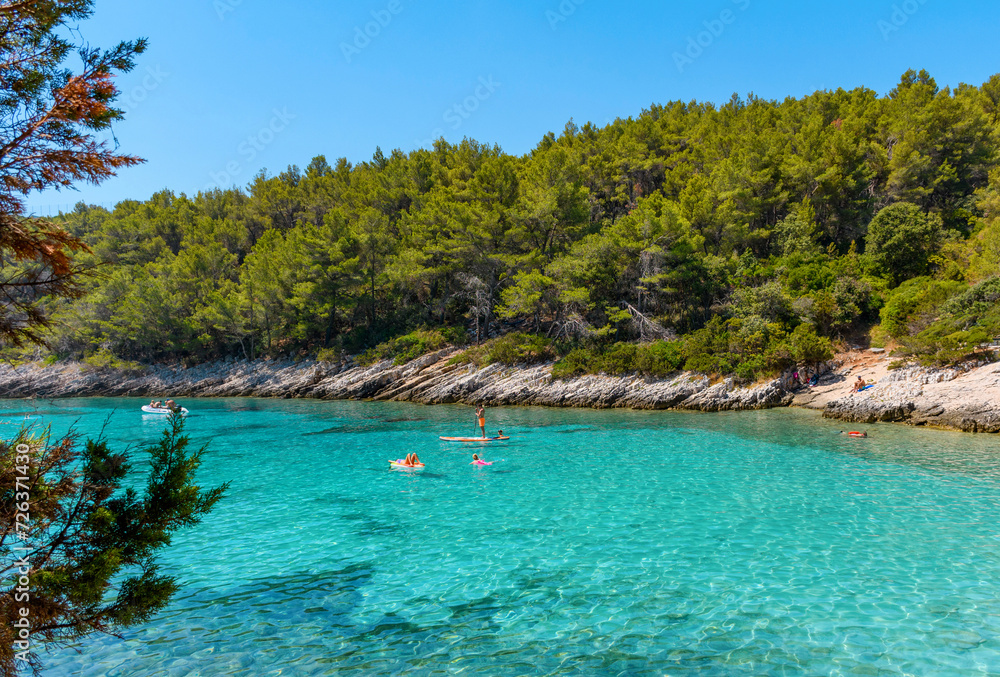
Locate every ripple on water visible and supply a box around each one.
[7,399,1000,676]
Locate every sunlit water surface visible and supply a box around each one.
[3,397,1000,676]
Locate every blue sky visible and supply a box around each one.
[26,0,1000,214]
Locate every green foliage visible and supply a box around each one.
[879,277,967,338]
[0,416,227,676]
[81,348,147,374]
[483,332,554,365]
[863,203,943,285]
[551,340,687,379]
[356,327,467,366]
[896,275,1000,364]
[315,347,341,363]
[26,71,1000,371]
[789,323,834,364]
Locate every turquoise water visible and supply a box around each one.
[4,398,1000,676]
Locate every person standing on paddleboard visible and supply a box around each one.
[476,404,486,438]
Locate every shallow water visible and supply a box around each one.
[4,398,1000,676]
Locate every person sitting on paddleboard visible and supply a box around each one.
[476,404,486,438]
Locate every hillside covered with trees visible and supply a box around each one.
[21,70,1000,380]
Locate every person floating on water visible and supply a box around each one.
[406,453,422,466]
[471,453,483,464]
[476,404,486,438]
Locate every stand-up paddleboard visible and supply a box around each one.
[439,436,509,442]
[141,405,189,415]
[389,459,424,469]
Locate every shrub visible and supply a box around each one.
[600,343,639,374]
[81,348,146,374]
[879,277,966,338]
[734,355,767,382]
[635,340,686,376]
[315,347,341,363]
[551,348,600,379]
[940,275,1000,318]
[789,324,834,364]
[485,332,554,365]
[357,327,465,366]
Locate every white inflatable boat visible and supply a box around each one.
[141,405,189,415]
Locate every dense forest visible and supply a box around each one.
[18,70,1000,380]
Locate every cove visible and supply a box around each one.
[4,397,1000,676]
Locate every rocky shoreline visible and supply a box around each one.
[1,349,998,433]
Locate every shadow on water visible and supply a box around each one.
[341,512,400,537]
[302,424,382,436]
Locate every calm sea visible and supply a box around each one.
[3,397,1000,676]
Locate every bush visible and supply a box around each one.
[789,324,834,364]
[550,340,686,380]
[357,327,466,366]
[81,348,146,374]
[315,347,341,363]
[940,276,1000,318]
[485,332,554,365]
[635,340,686,376]
[734,355,767,382]
[551,348,600,379]
[880,277,966,338]
[600,343,639,374]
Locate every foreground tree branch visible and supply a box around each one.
[0,0,146,347]
[0,416,228,677]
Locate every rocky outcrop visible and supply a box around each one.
[1,350,998,433]
[815,362,1000,433]
[0,350,788,414]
